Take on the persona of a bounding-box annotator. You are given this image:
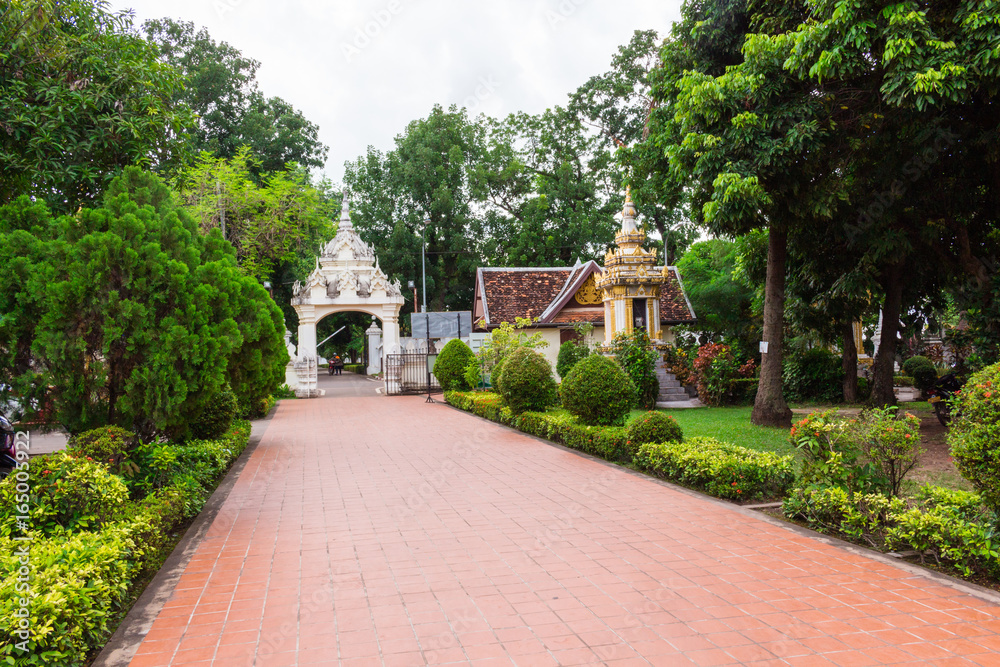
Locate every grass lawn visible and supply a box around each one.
[646,406,795,457]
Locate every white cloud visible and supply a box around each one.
[111,0,682,181]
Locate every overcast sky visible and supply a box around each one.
[110,0,683,183]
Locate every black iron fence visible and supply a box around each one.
[384,353,440,396]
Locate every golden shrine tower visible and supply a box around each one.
[596,190,672,345]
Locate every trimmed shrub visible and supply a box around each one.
[561,355,636,426]
[782,487,905,548]
[434,339,476,391]
[68,425,136,473]
[610,329,659,409]
[625,412,683,457]
[494,347,558,414]
[635,437,795,500]
[0,452,128,536]
[515,411,630,461]
[902,355,938,392]
[192,386,238,440]
[693,343,757,406]
[556,340,590,379]
[783,348,843,403]
[948,362,1000,513]
[783,484,999,578]
[343,363,366,374]
[853,406,922,497]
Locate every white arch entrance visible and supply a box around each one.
[290,193,403,397]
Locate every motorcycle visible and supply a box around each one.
[927,373,964,427]
[0,415,16,480]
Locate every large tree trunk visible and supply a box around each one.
[871,263,904,407]
[841,319,858,403]
[751,227,792,427]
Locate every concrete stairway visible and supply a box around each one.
[655,360,689,403]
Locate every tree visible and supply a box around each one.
[570,29,697,264]
[473,108,620,267]
[344,105,485,312]
[174,147,336,283]
[0,0,195,212]
[640,0,848,426]
[676,239,757,357]
[143,17,328,175]
[0,168,287,438]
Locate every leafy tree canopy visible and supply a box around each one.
[0,0,195,212]
[0,168,287,438]
[143,17,328,175]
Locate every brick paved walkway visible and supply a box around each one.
[129,376,1000,666]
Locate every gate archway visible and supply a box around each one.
[290,193,403,397]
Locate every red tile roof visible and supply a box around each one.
[479,268,572,325]
[476,266,695,328]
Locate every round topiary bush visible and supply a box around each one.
[948,362,1000,512]
[556,340,590,379]
[192,387,238,440]
[434,339,476,391]
[561,355,637,426]
[494,347,558,414]
[902,355,938,392]
[69,425,136,471]
[625,412,683,456]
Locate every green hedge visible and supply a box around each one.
[445,392,793,496]
[783,485,1000,579]
[634,437,795,500]
[343,364,366,375]
[0,421,252,665]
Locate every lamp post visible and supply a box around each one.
[421,216,434,403]
[408,280,418,313]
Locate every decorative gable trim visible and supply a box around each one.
[538,260,603,324]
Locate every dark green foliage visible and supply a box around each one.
[191,387,238,440]
[0,169,288,438]
[556,340,590,379]
[343,364,366,375]
[902,356,938,392]
[142,18,328,174]
[68,426,136,471]
[676,240,757,353]
[783,348,843,403]
[949,363,1000,513]
[625,412,683,456]
[561,355,636,426]
[494,347,558,414]
[0,1,196,211]
[609,329,659,409]
[434,339,476,392]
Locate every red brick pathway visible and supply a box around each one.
[131,385,1000,666]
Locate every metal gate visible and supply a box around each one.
[384,353,441,395]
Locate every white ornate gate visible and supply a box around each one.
[290,193,404,397]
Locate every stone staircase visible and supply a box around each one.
[655,360,689,403]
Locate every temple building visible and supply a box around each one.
[472,192,696,378]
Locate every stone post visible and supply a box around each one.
[366,319,383,375]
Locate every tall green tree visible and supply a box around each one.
[344,105,485,312]
[143,17,328,175]
[0,168,287,437]
[571,29,697,264]
[473,108,620,267]
[0,0,195,212]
